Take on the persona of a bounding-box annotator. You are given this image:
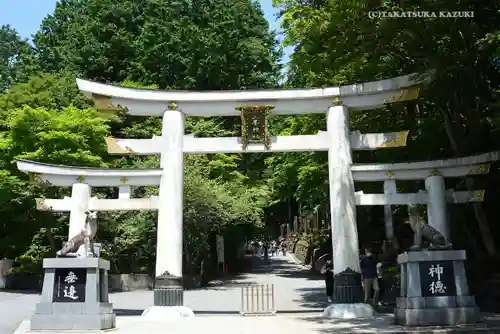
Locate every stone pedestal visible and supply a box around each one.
[153,274,183,306]
[395,250,479,326]
[141,274,194,319]
[31,257,116,330]
[332,268,364,304]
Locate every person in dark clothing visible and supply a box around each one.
[374,239,398,304]
[360,247,379,305]
[375,261,385,304]
[374,241,390,304]
[263,242,269,261]
[320,255,334,302]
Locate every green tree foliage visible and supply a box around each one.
[0,73,271,276]
[0,25,39,92]
[34,0,281,89]
[3,0,500,287]
[272,0,500,260]
[28,1,280,277]
[0,101,110,264]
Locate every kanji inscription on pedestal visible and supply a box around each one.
[52,268,87,302]
[419,261,456,297]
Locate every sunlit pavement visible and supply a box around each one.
[3,254,324,333]
[109,254,327,315]
[0,290,39,334]
[6,254,500,333]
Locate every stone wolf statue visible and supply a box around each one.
[56,211,98,258]
[405,204,452,251]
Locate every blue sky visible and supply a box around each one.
[0,0,291,64]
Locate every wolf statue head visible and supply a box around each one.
[84,210,98,240]
[85,210,97,220]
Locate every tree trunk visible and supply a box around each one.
[45,227,57,252]
[466,177,497,257]
[437,104,497,258]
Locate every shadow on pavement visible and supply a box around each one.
[114,308,244,316]
[202,278,260,291]
[294,287,328,310]
[114,309,143,316]
[298,313,500,333]
[252,256,323,281]
[0,289,40,295]
[251,256,328,311]
[296,315,394,333]
[275,269,323,281]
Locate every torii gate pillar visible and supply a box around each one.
[323,103,375,318]
[142,106,194,318]
[69,183,91,257]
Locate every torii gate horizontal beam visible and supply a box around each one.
[35,189,482,212]
[36,197,159,211]
[76,73,431,116]
[105,131,410,155]
[355,190,484,205]
[16,151,499,187]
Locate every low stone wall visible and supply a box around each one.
[293,240,310,264]
[107,273,203,291]
[310,248,322,270]
[3,273,43,291]
[108,274,152,292]
[1,272,205,292]
[183,275,202,290]
[0,259,13,289]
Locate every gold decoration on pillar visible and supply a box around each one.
[237,105,274,151]
[105,137,136,155]
[428,169,441,176]
[470,190,485,202]
[386,171,394,178]
[29,173,42,184]
[92,94,128,112]
[377,130,409,148]
[472,164,490,175]
[124,147,135,156]
[383,86,421,104]
[35,198,52,211]
[167,102,178,110]
[120,177,129,184]
[28,173,52,186]
[76,175,87,183]
[332,96,343,106]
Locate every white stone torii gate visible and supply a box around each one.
[19,153,493,250]
[351,152,498,242]
[19,72,449,318]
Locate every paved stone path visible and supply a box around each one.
[1,254,326,333]
[6,254,500,333]
[0,290,39,334]
[110,254,326,315]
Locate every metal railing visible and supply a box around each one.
[240,284,276,316]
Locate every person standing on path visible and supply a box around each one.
[360,247,380,305]
[263,241,269,262]
[376,262,384,305]
[375,240,393,305]
[320,254,334,302]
